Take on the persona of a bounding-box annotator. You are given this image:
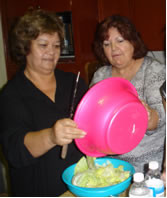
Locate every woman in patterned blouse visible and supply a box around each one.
[90,15,166,173]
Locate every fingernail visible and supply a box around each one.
[80,135,86,138]
[80,132,86,137]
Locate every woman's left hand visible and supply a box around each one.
[140,100,159,130]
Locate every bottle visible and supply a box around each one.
[145,161,164,197]
[129,172,151,197]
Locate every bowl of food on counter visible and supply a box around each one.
[62,156,135,197]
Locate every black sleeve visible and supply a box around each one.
[0,88,37,168]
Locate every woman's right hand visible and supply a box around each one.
[24,118,86,157]
[50,118,86,146]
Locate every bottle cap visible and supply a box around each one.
[149,161,159,170]
[133,172,144,182]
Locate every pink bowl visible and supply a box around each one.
[74,77,148,157]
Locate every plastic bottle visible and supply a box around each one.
[129,172,151,197]
[145,161,164,197]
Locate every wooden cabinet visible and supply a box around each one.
[132,0,166,50]
[0,0,165,82]
[98,0,132,20]
[39,0,72,12]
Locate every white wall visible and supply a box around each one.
[0,15,7,89]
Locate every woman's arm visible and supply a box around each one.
[143,59,166,132]
[24,118,86,158]
[140,100,159,130]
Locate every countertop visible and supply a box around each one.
[60,187,130,197]
[60,186,166,197]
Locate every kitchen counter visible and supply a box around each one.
[60,191,75,197]
[60,187,130,197]
[60,186,166,197]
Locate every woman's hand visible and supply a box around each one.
[50,118,86,146]
[140,100,159,130]
[24,119,86,158]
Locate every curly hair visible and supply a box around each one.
[93,15,148,65]
[8,9,65,67]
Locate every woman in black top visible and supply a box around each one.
[0,9,87,196]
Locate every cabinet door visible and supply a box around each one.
[132,0,166,50]
[5,0,37,17]
[38,0,72,12]
[65,0,98,79]
[98,0,132,21]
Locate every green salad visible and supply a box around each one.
[72,156,130,188]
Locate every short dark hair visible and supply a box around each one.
[8,9,64,67]
[93,15,148,65]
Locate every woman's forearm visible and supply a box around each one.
[24,128,56,158]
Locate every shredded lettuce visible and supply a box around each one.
[72,156,130,188]
[74,156,88,175]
